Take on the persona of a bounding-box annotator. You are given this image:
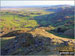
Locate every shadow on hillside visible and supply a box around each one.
[1,30,27,37]
[47,30,74,39]
[33,13,54,27]
[33,7,74,27]
[1,31,54,55]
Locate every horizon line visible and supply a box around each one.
[1,5,74,7]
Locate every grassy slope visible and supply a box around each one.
[0,8,53,30]
[30,28,74,41]
[33,7,74,39]
[34,6,74,27]
[0,14,38,28]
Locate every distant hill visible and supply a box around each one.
[34,6,74,27]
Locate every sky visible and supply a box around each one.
[1,1,74,7]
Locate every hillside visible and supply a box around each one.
[0,5,74,55]
[34,6,74,39]
[34,6,74,27]
[1,28,75,55]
